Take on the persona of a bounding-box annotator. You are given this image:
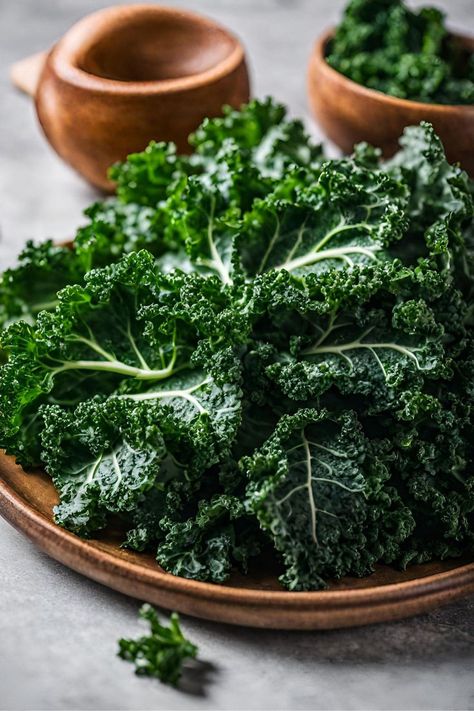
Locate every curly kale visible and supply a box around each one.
[0,241,82,328]
[1,99,473,591]
[190,97,323,178]
[327,0,474,105]
[118,605,197,686]
[0,250,242,468]
[244,408,413,590]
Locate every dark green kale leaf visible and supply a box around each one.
[116,368,243,463]
[0,200,172,331]
[0,250,242,465]
[0,241,83,329]
[381,388,474,565]
[244,408,413,590]
[386,123,472,230]
[156,494,261,583]
[385,123,474,286]
[118,604,197,686]
[190,97,323,178]
[74,199,168,266]
[266,292,448,411]
[40,383,242,538]
[327,0,474,105]
[123,482,187,552]
[40,399,167,536]
[236,161,407,278]
[165,141,272,285]
[246,260,454,413]
[109,141,198,207]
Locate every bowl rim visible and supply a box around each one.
[45,3,246,95]
[312,27,474,113]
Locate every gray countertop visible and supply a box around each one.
[0,1,473,709]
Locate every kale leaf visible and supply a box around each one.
[190,97,323,178]
[244,409,413,590]
[0,241,82,329]
[156,494,261,583]
[118,604,197,686]
[0,250,242,466]
[109,141,198,207]
[40,399,167,536]
[236,161,407,277]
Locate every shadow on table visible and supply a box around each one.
[179,659,218,697]
[191,594,474,666]
[35,545,474,681]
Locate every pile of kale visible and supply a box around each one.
[327,0,474,105]
[1,99,473,590]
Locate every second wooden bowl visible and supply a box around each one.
[33,4,250,190]
[308,29,474,174]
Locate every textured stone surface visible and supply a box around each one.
[0,1,473,709]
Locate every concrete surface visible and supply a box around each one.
[0,1,473,709]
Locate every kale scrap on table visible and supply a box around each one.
[1,98,473,591]
[327,0,474,105]
[118,605,197,686]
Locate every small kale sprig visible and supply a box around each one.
[118,605,198,686]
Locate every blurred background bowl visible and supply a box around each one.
[307,28,474,174]
[17,4,250,190]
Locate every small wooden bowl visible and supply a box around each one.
[308,29,474,174]
[13,5,250,190]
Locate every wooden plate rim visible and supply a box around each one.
[1,458,474,614]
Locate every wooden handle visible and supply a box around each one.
[10,51,48,97]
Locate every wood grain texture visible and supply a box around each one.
[1,451,473,630]
[307,29,474,175]
[31,4,250,190]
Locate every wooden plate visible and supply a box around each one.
[1,451,473,630]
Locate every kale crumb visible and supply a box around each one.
[118,604,198,686]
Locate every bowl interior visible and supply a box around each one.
[76,11,238,82]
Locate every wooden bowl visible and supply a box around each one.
[17,5,250,190]
[308,29,474,174]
